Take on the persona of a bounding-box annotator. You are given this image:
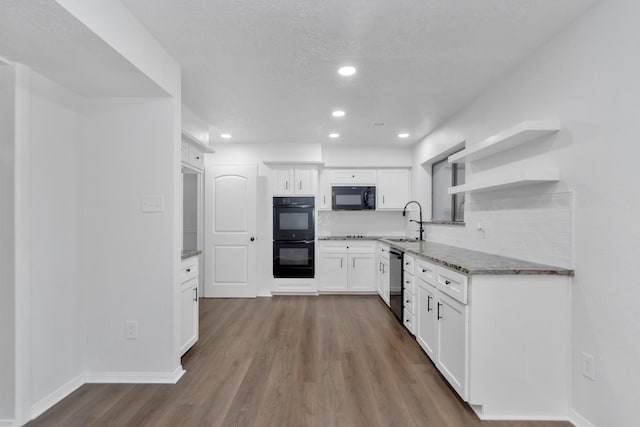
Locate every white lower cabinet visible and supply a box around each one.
[376,244,390,306]
[416,261,469,400]
[414,256,571,419]
[318,241,376,293]
[179,257,199,356]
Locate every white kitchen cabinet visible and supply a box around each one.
[417,278,438,359]
[318,241,376,292]
[329,169,377,185]
[402,254,416,336]
[377,169,410,210]
[416,268,468,400]
[376,244,390,306]
[318,253,348,291]
[436,292,468,399]
[348,253,376,291]
[181,132,213,172]
[318,169,331,210]
[273,167,316,195]
[179,257,199,356]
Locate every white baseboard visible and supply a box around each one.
[85,366,185,384]
[0,419,15,427]
[478,414,571,422]
[569,409,596,427]
[257,291,273,297]
[30,372,85,420]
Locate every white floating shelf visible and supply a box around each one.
[448,168,559,194]
[448,121,561,164]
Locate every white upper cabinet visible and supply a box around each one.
[318,170,331,210]
[330,169,377,185]
[377,169,410,210]
[181,132,214,172]
[272,166,317,195]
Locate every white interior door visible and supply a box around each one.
[204,165,257,298]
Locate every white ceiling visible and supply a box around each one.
[0,0,166,97]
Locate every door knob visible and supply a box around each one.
[250,237,255,241]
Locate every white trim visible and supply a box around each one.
[569,409,597,427]
[271,291,319,296]
[257,291,273,297]
[477,414,572,422]
[420,140,466,166]
[182,130,215,153]
[0,420,15,427]
[30,373,85,420]
[85,367,185,384]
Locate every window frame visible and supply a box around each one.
[431,156,465,223]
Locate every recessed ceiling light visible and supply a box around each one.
[338,66,356,76]
[220,133,232,139]
[328,133,340,138]
[398,133,410,138]
[332,110,345,117]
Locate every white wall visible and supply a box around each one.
[317,211,406,237]
[81,97,179,374]
[0,63,15,423]
[27,69,85,408]
[322,145,412,167]
[413,1,640,425]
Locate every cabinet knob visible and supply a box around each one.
[445,280,451,285]
[186,268,191,272]
[250,237,255,242]
[422,268,427,273]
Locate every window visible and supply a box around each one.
[431,157,465,222]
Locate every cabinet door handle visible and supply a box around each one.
[379,262,382,272]
[341,258,343,268]
[427,295,432,312]
[437,302,443,320]
[352,258,355,268]
[383,195,385,204]
[323,195,326,204]
[299,181,302,190]
[193,287,198,301]
[285,180,289,190]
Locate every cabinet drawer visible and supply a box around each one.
[437,266,468,304]
[415,258,437,285]
[403,254,415,274]
[403,310,415,335]
[377,244,390,260]
[319,241,375,253]
[181,258,199,283]
[403,273,414,295]
[189,146,204,169]
[403,291,415,315]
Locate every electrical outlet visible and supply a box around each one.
[476,222,487,239]
[581,352,596,381]
[125,320,138,340]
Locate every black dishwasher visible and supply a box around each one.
[389,248,404,323]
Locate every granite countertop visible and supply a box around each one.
[377,239,574,276]
[318,235,401,241]
[181,250,202,260]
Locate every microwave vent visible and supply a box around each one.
[370,122,385,128]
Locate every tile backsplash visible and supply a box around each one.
[318,210,407,237]
[425,190,573,268]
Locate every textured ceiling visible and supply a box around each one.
[0,0,166,97]
[122,0,597,145]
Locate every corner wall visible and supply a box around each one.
[0,62,16,424]
[413,1,640,425]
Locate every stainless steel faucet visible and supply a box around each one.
[402,201,425,241]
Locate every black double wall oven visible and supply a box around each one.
[273,197,315,278]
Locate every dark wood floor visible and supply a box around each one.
[27,296,572,427]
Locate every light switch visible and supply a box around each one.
[141,195,165,213]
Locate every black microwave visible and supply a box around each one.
[332,186,376,210]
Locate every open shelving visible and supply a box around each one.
[448,168,559,194]
[448,121,561,164]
